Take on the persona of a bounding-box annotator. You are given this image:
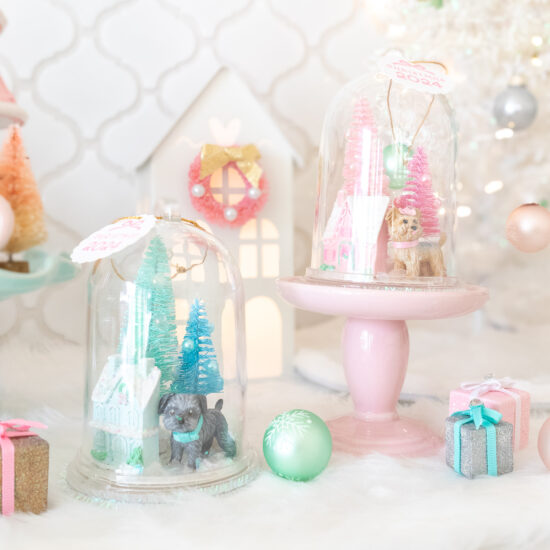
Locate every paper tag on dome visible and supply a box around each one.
[71,215,156,264]
[378,54,452,95]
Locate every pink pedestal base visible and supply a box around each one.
[328,415,442,456]
[277,277,488,457]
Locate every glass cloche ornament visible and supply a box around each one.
[308,56,457,287]
[67,215,255,501]
[278,57,488,457]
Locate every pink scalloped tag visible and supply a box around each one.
[71,215,156,264]
[379,54,452,95]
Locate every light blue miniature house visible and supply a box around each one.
[90,354,161,472]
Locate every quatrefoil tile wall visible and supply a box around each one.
[0,0,386,342]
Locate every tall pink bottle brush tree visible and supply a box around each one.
[342,97,385,197]
[321,97,389,275]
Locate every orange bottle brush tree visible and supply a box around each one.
[0,125,46,272]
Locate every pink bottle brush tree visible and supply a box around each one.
[321,97,389,275]
[394,147,440,237]
[342,97,385,196]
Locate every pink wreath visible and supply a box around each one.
[188,150,269,228]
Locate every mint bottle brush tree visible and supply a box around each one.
[135,235,179,395]
[172,298,224,395]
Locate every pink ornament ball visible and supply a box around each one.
[0,194,14,250]
[538,417,550,470]
[505,203,550,253]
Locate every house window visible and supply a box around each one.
[171,238,208,284]
[108,404,120,425]
[210,164,248,206]
[239,219,280,279]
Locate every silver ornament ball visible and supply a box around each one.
[493,84,537,131]
[191,184,206,198]
[247,187,262,200]
[223,206,238,222]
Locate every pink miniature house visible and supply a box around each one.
[320,98,389,276]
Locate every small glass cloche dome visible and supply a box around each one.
[67,215,255,501]
[308,57,457,287]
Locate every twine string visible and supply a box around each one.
[93,215,208,281]
[387,60,448,146]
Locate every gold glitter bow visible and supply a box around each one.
[199,144,262,188]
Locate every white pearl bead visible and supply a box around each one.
[191,184,206,198]
[247,187,262,200]
[224,206,238,222]
[182,338,194,351]
[207,360,218,372]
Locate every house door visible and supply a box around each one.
[337,241,354,270]
[246,296,282,379]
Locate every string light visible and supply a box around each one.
[484,180,504,194]
[531,35,544,47]
[457,205,472,218]
[531,53,542,67]
[495,128,514,140]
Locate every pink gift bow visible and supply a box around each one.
[0,419,47,516]
[460,377,522,450]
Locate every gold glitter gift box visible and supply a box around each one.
[0,435,49,514]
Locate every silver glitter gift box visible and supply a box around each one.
[445,414,513,479]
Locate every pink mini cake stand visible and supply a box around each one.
[277,277,488,457]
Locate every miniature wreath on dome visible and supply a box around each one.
[188,143,269,227]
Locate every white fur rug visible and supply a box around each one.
[2,337,550,550]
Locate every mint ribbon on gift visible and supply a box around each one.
[452,401,502,477]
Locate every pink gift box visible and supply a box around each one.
[449,379,530,450]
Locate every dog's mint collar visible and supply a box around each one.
[173,415,203,444]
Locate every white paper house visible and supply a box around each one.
[90,354,161,471]
[133,68,301,379]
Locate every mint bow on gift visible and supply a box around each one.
[452,400,502,477]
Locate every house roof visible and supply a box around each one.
[133,67,303,171]
[92,354,160,411]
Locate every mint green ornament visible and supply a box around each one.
[263,409,332,481]
[383,143,413,190]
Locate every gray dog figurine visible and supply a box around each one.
[158,393,236,469]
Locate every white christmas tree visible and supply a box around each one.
[372,0,550,325]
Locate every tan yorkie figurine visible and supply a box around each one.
[385,206,446,278]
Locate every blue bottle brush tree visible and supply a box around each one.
[172,298,224,395]
[134,235,179,395]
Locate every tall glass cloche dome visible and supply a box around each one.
[67,215,255,501]
[308,56,457,288]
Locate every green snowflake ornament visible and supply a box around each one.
[263,409,332,481]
